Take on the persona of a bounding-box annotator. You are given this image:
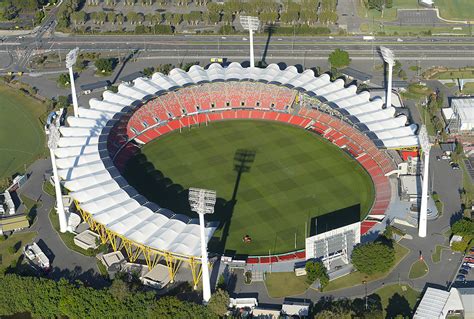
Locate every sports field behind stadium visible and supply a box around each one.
[0,84,46,183]
[124,120,375,255]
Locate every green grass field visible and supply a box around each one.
[124,120,374,255]
[0,84,46,182]
[436,0,474,21]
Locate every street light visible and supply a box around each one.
[188,187,216,303]
[239,15,260,68]
[380,46,395,108]
[418,125,431,238]
[48,124,68,233]
[66,47,80,117]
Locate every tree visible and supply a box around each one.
[34,10,45,24]
[1,4,18,20]
[207,289,229,316]
[305,261,329,289]
[351,242,395,274]
[328,48,350,69]
[57,73,70,87]
[71,11,86,25]
[109,278,129,301]
[143,67,154,77]
[57,95,70,108]
[451,218,474,236]
[156,63,173,75]
[94,58,114,73]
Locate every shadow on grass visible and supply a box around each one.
[122,148,256,255]
[385,293,412,319]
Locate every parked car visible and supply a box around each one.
[459,269,469,275]
[461,265,471,271]
[463,262,474,268]
[456,274,466,281]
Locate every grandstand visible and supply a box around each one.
[53,62,419,276]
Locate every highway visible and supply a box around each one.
[2,33,474,71]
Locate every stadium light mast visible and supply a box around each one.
[239,15,260,68]
[66,47,80,118]
[418,125,431,238]
[380,46,395,108]
[188,187,216,304]
[48,124,68,233]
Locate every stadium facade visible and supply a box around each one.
[53,62,419,279]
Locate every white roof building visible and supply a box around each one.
[451,98,474,132]
[414,287,463,318]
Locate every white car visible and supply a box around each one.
[397,38,403,42]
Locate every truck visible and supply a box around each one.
[363,36,375,41]
[24,242,50,270]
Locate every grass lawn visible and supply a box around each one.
[461,83,474,95]
[43,180,55,197]
[432,193,444,216]
[408,260,429,279]
[356,0,421,22]
[432,68,474,80]
[416,104,436,136]
[325,242,409,291]
[436,0,474,21]
[0,83,46,181]
[375,284,420,318]
[432,245,449,263]
[265,272,309,298]
[124,120,375,256]
[0,231,37,268]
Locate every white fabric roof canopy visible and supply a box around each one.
[56,63,419,258]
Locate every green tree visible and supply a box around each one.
[34,10,45,24]
[351,242,395,274]
[1,4,18,20]
[207,289,229,316]
[143,67,154,77]
[109,278,130,301]
[451,218,474,236]
[94,58,114,73]
[71,11,86,25]
[57,95,70,108]
[305,261,329,289]
[156,63,173,75]
[57,73,70,87]
[328,48,350,69]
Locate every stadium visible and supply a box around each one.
[53,62,418,286]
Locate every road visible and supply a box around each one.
[2,34,474,72]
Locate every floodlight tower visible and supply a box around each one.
[48,124,68,233]
[188,187,216,304]
[66,47,80,117]
[380,46,395,108]
[239,15,260,68]
[418,125,431,238]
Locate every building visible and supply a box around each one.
[73,230,100,250]
[120,72,144,84]
[140,264,171,289]
[305,205,361,269]
[414,287,464,318]
[444,97,474,134]
[418,0,434,7]
[80,81,110,94]
[341,67,372,84]
[0,214,29,235]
